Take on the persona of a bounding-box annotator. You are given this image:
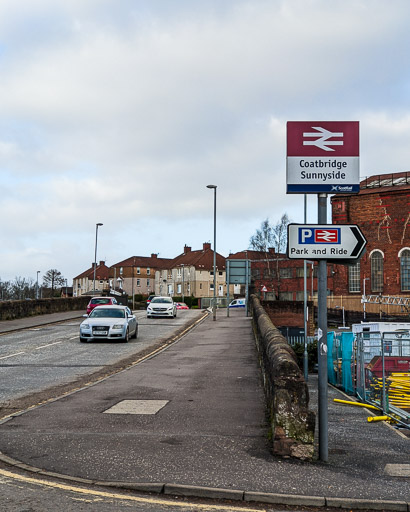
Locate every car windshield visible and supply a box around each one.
[91,298,112,305]
[151,297,172,304]
[89,308,125,318]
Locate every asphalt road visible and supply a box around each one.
[0,309,205,415]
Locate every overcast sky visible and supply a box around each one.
[1,0,410,283]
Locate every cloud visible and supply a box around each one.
[0,0,410,279]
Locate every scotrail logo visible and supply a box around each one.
[331,185,354,192]
[303,127,344,152]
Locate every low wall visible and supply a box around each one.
[0,297,89,321]
[250,294,315,460]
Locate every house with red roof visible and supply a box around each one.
[73,261,111,296]
[154,243,226,298]
[110,254,172,297]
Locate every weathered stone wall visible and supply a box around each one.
[0,297,89,321]
[250,294,315,460]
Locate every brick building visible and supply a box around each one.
[331,172,410,297]
[228,249,335,301]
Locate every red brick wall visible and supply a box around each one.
[332,184,410,296]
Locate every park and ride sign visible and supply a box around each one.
[286,121,360,194]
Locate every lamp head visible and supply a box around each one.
[206,184,217,189]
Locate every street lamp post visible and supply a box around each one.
[36,271,40,300]
[207,185,217,321]
[93,223,103,294]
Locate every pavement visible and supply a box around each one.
[0,308,409,510]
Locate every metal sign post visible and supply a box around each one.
[317,194,328,462]
[286,120,361,463]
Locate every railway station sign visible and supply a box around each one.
[286,121,360,194]
[287,224,367,260]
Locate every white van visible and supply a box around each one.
[228,298,246,308]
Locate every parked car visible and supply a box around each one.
[228,298,246,308]
[80,305,138,343]
[147,296,177,318]
[86,296,118,315]
[176,302,189,310]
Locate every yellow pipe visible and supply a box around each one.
[333,399,380,411]
[367,416,397,424]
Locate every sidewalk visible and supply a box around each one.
[0,310,409,510]
[0,310,85,334]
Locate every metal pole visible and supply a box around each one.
[36,271,40,300]
[363,277,366,320]
[182,264,185,303]
[303,194,308,381]
[317,193,328,462]
[207,185,217,320]
[226,259,230,317]
[245,259,249,317]
[93,223,103,294]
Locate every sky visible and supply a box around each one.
[1,0,410,283]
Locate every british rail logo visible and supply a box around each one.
[298,228,341,244]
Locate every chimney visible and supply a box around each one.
[151,253,157,259]
[203,242,211,251]
[99,261,105,266]
[184,245,191,253]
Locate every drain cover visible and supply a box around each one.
[384,464,410,477]
[103,399,169,415]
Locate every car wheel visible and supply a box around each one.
[122,329,129,343]
[132,326,138,339]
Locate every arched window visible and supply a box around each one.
[400,249,410,292]
[370,251,384,292]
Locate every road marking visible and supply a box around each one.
[0,469,264,511]
[0,352,25,360]
[35,342,63,350]
[35,341,63,350]
[104,399,169,415]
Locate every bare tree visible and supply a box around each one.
[42,269,65,297]
[249,214,291,299]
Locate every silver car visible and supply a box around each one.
[80,305,138,343]
[147,296,177,318]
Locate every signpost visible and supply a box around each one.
[226,259,251,317]
[287,121,359,194]
[286,120,361,463]
[287,224,367,261]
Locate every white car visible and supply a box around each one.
[80,305,138,343]
[147,296,177,318]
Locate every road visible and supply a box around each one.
[0,309,205,418]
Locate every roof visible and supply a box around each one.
[331,172,410,200]
[111,254,172,270]
[228,249,285,261]
[73,262,111,280]
[167,243,226,271]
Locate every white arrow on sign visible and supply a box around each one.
[303,126,344,152]
[287,224,367,260]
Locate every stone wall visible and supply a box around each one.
[0,297,89,321]
[250,294,315,460]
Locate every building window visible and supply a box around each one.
[252,268,260,279]
[279,291,293,301]
[348,262,361,293]
[295,291,304,301]
[137,279,140,287]
[210,283,214,291]
[296,267,310,278]
[280,268,293,278]
[219,271,223,276]
[370,251,384,292]
[120,267,123,275]
[400,249,410,291]
[177,268,181,277]
[147,279,150,287]
[137,267,141,274]
[177,284,181,294]
[147,267,150,275]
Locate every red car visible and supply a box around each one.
[176,302,189,310]
[86,296,117,315]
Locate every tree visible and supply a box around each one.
[249,214,291,299]
[42,269,65,297]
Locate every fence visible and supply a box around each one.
[286,336,316,347]
[327,330,410,426]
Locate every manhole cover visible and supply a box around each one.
[103,399,169,415]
